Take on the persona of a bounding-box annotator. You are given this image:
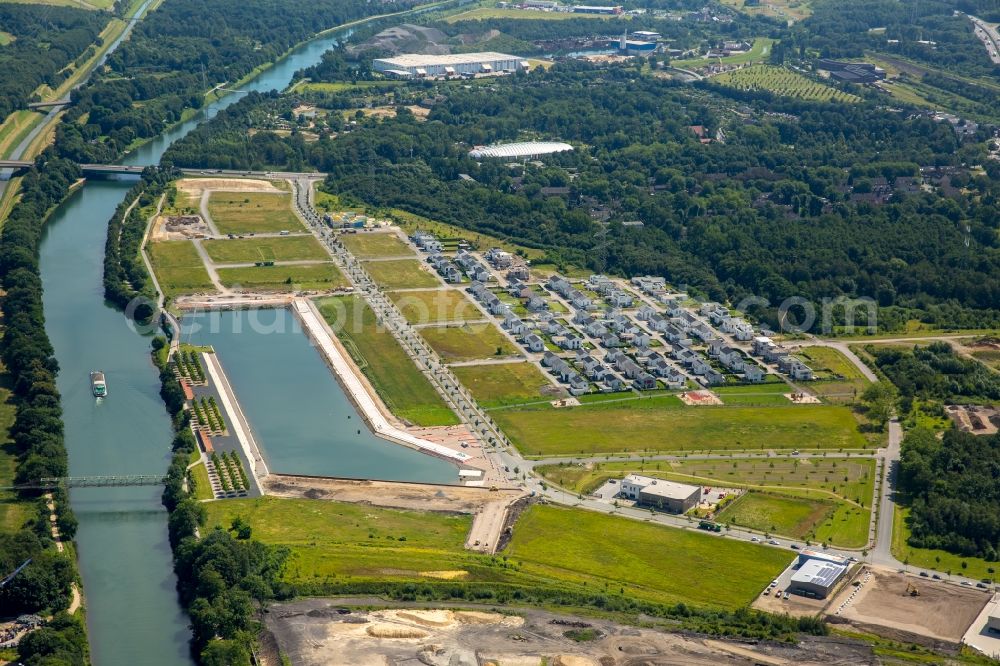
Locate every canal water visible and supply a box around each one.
[184,309,456,483]
[37,17,438,664]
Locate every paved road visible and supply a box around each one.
[872,418,902,565]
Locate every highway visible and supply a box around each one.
[970,15,1000,65]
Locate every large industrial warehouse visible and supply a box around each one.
[468,141,574,160]
[789,559,847,599]
[373,52,529,78]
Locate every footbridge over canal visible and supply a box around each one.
[0,475,167,491]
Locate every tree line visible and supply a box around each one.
[868,342,1000,403]
[0,155,90,663]
[900,427,1000,560]
[0,4,109,122]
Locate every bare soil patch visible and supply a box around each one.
[829,567,989,645]
[679,390,723,406]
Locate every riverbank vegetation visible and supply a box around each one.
[0,155,88,661]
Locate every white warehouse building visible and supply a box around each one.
[373,52,529,78]
[469,141,574,160]
[789,559,847,599]
[619,474,701,513]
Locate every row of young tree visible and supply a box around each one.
[0,155,91,663]
[153,339,290,665]
[0,4,109,122]
[163,66,1000,332]
[900,428,1000,560]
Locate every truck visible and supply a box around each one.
[698,520,721,532]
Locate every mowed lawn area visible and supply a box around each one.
[148,240,215,297]
[204,499,789,610]
[363,259,440,290]
[203,497,478,584]
[207,192,303,234]
[453,362,558,407]
[536,456,874,547]
[217,264,346,291]
[795,346,871,403]
[390,289,481,324]
[340,232,415,259]
[493,398,868,456]
[202,235,328,263]
[717,493,840,543]
[419,323,519,363]
[506,505,791,609]
[316,296,458,426]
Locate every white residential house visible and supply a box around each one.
[634,372,657,391]
[601,333,622,348]
[523,334,545,353]
[637,305,657,321]
[633,332,652,348]
[743,364,764,383]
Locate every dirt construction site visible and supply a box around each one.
[262,599,879,666]
[261,475,526,554]
[827,567,991,648]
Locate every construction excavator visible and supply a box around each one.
[906,582,920,597]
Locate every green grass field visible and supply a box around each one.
[713,383,794,406]
[206,192,303,235]
[718,0,812,22]
[363,259,440,290]
[202,235,328,263]
[316,296,459,426]
[204,496,477,584]
[795,346,871,403]
[204,498,791,610]
[674,38,775,68]
[0,379,28,534]
[216,263,346,291]
[506,505,791,609]
[190,461,215,501]
[713,65,861,103]
[419,323,518,363]
[147,241,215,297]
[452,362,558,407]
[389,289,481,324]
[892,505,1000,581]
[340,232,415,259]
[717,493,833,540]
[537,456,873,547]
[494,398,869,456]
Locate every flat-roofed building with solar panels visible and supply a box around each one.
[373,52,529,78]
[789,559,847,599]
[469,141,574,160]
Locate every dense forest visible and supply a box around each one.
[0,156,90,663]
[869,342,1000,402]
[0,5,109,122]
[164,64,1000,332]
[57,0,428,163]
[900,428,1000,560]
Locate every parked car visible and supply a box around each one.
[932,574,941,580]
[768,539,779,545]
[751,536,760,542]
[919,571,929,577]
[763,588,770,596]
[783,591,790,600]
[790,544,800,550]
[769,580,778,587]
[977,583,989,589]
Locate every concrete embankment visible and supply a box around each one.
[291,298,472,466]
[201,351,271,481]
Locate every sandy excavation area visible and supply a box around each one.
[829,567,989,645]
[174,177,285,194]
[261,475,521,513]
[263,600,877,666]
